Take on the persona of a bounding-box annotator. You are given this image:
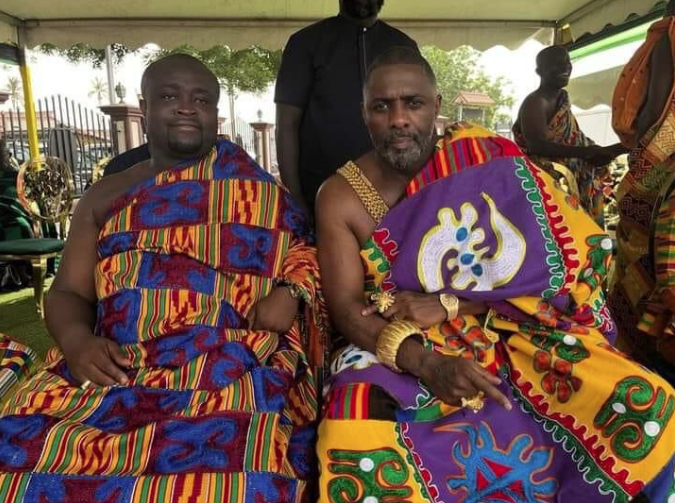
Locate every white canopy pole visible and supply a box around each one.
[105,45,116,105]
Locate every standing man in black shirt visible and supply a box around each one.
[275,0,418,218]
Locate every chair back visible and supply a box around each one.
[16,156,74,238]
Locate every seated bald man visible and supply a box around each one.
[0,54,328,502]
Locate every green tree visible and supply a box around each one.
[88,77,108,105]
[5,75,23,112]
[39,43,281,138]
[39,43,131,68]
[422,45,514,129]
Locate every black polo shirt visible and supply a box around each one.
[274,15,417,206]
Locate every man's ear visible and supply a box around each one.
[435,94,442,118]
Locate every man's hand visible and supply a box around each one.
[416,352,512,410]
[61,333,130,387]
[362,291,446,328]
[362,291,486,328]
[247,286,300,332]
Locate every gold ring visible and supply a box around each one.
[392,313,403,321]
[370,291,395,314]
[461,392,485,414]
[80,380,92,390]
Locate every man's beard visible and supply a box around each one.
[167,131,203,155]
[343,0,384,19]
[373,128,434,172]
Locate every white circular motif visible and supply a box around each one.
[584,268,594,278]
[644,421,661,437]
[612,403,627,414]
[364,497,379,503]
[563,335,578,346]
[359,458,375,473]
[601,238,613,251]
[668,495,675,503]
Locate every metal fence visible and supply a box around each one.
[2,101,269,191]
[225,116,257,161]
[1,96,113,195]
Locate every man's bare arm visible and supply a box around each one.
[45,183,130,386]
[315,178,426,374]
[637,34,674,141]
[316,178,510,408]
[519,94,610,162]
[276,103,310,216]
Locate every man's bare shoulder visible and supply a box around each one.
[316,169,361,221]
[316,157,384,245]
[81,160,153,227]
[520,90,548,111]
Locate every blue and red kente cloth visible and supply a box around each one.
[0,140,329,502]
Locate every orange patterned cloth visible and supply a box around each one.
[612,16,675,146]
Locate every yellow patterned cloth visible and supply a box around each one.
[319,124,675,503]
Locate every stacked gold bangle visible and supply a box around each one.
[375,320,423,373]
[439,293,459,321]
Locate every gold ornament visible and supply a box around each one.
[17,156,73,222]
[371,290,395,314]
[337,162,389,224]
[439,293,459,321]
[461,392,485,413]
[90,156,111,185]
[375,320,423,372]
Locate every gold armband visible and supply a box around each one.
[375,320,423,373]
[439,293,459,321]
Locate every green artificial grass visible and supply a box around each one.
[0,280,54,360]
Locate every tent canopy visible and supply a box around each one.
[0,0,661,51]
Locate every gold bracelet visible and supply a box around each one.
[439,293,459,321]
[375,320,423,373]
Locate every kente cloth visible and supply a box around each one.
[513,90,610,227]
[608,23,675,371]
[318,124,675,503]
[0,334,39,403]
[612,17,675,146]
[0,140,329,503]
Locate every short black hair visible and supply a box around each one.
[364,46,436,89]
[141,53,220,99]
[535,45,569,70]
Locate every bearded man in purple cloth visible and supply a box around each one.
[315,46,675,503]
